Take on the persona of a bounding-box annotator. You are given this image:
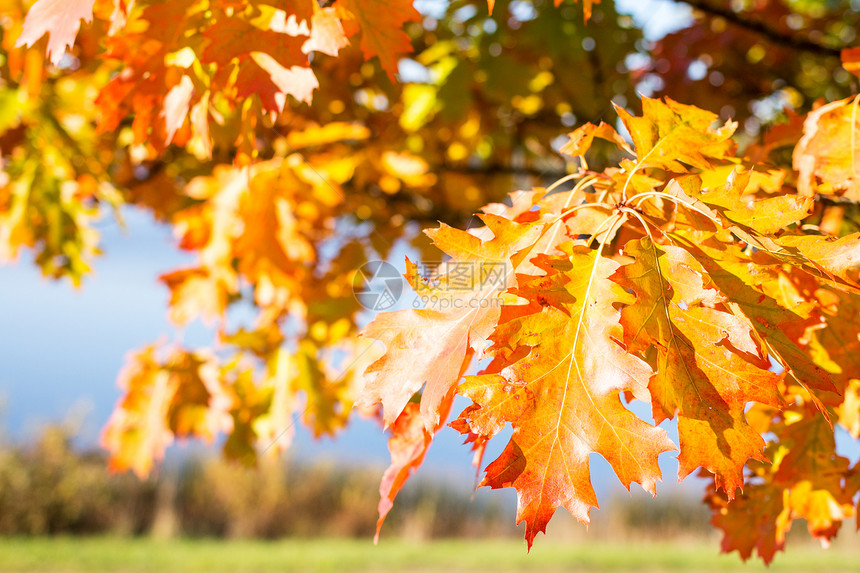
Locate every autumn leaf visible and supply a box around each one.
[838,379,860,437]
[661,171,812,236]
[231,168,316,307]
[793,97,860,199]
[706,481,789,564]
[102,345,231,477]
[669,236,838,401]
[357,213,542,430]
[161,75,195,145]
[614,237,782,495]
[201,18,307,67]
[810,288,860,399]
[95,0,202,146]
[337,0,420,80]
[458,243,675,548]
[375,390,454,542]
[776,232,860,291]
[560,120,633,157]
[689,169,813,235]
[202,17,317,109]
[710,410,856,563]
[16,0,94,65]
[617,96,737,173]
[773,415,855,539]
[160,267,231,326]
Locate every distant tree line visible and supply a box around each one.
[0,425,714,540]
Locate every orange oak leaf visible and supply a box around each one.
[16,0,94,64]
[161,75,195,145]
[160,267,231,327]
[793,97,860,199]
[357,214,542,430]
[202,17,316,110]
[838,380,860,437]
[617,96,737,173]
[706,482,789,564]
[560,121,633,157]
[614,237,782,496]
[230,167,317,307]
[357,306,473,429]
[95,0,201,146]
[458,244,675,548]
[811,288,860,399]
[672,238,838,403]
[374,390,454,542]
[102,345,231,477]
[280,0,316,23]
[783,480,854,543]
[723,193,813,236]
[773,416,855,544]
[776,233,860,291]
[337,0,421,80]
[245,53,319,108]
[162,158,342,324]
[710,411,855,563]
[479,188,614,277]
[202,18,306,65]
[689,169,813,235]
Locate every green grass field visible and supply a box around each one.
[0,537,856,572]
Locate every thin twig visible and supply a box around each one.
[676,0,843,57]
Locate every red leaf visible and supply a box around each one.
[338,0,420,80]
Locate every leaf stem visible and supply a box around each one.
[620,144,661,203]
[571,174,599,195]
[545,172,585,195]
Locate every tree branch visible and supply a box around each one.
[676,0,843,58]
